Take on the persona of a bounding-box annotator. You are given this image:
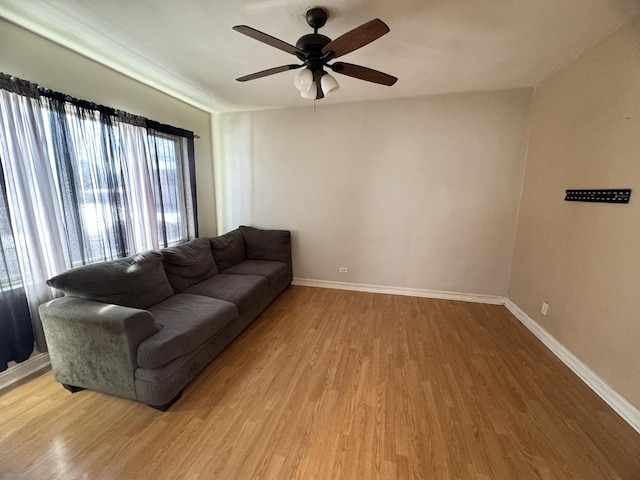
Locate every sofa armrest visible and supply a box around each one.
[239,226,292,282]
[39,297,160,401]
[239,226,291,262]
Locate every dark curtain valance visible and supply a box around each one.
[146,119,195,139]
[0,73,40,98]
[0,73,196,139]
[40,89,118,117]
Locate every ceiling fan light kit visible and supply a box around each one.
[299,81,318,100]
[294,68,339,98]
[320,72,339,96]
[233,6,397,101]
[293,67,314,93]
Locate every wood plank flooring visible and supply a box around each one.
[1,286,639,479]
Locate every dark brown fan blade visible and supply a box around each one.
[233,25,305,56]
[315,74,324,100]
[321,19,390,58]
[328,62,397,86]
[236,64,303,82]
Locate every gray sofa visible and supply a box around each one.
[39,226,292,410]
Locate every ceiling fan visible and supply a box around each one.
[233,7,397,100]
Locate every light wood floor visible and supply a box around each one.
[1,286,639,479]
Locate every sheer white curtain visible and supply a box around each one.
[40,97,187,262]
[119,120,160,252]
[0,89,69,351]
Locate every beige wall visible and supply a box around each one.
[509,18,640,407]
[214,89,533,295]
[0,18,217,235]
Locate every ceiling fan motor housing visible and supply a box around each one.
[296,34,331,57]
[296,33,333,78]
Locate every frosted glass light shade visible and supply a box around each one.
[293,68,314,92]
[300,81,317,99]
[320,73,339,96]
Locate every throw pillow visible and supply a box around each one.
[209,229,247,271]
[47,251,174,309]
[161,237,218,293]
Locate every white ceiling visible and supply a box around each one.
[0,0,638,112]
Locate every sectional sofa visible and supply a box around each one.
[39,226,292,410]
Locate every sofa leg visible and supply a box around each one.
[149,391,182,411]
[62,383,85,393]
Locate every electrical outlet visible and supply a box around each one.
[339,267,348,273]
[541,302,549,316]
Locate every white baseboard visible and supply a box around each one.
[292,278,505,305]
[0,353,50,392]
[504,299,640,435]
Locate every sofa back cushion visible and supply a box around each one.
[240,226,291,263]
[209,229,246,271]
[161,237,218,293]
[47,251,174,309]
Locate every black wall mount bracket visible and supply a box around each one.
[564,189,631,204]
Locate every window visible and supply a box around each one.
[148,131,193,246]
[38,95,198,266]
[0,166,21,289]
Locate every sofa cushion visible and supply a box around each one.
[183,274,268,314]
[223,260,287,288]
[161,238,218,293]
[209,229,246,271]
[47,251,173,309]
[240,226,291,263]
[138,293,238,369]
